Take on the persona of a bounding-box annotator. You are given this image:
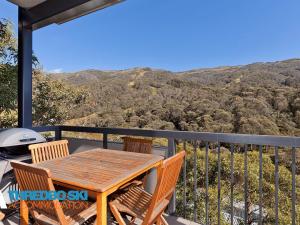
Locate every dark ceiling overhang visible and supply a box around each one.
[8,0,123,30]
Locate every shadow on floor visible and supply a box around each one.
[1,214,19,225]
[165,215,200,225]
[2,214,199,225]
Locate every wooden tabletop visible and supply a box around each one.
[37,148,163,193]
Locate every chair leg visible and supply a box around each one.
[109,203,127,225]
[129,216,137,225]
[0,211,4,221]
[156,218,162,225]
[160,215,168,225]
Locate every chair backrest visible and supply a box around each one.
[29,140,69,164]
[122,137,153,154]
[10,161,67,224]
[143,151,185,225]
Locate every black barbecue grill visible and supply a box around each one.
[0,128,46,217]
[0,128,46,158]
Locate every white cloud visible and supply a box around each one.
[47,68,63,73]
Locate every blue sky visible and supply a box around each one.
[1,0,300,72]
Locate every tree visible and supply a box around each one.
[32,70,86,126]
[0,19,16,64]
[0,19,18,127]
[0,19,86,127]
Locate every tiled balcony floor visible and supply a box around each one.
[2,213,200,225]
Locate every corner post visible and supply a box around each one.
[18,7,33,128]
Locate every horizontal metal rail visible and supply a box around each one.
[1,125,299,224]
[1,125,298,147]
[31,125,300,147]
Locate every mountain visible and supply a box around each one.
[49,59,300,136]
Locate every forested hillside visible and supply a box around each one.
[50,65,300,224]
[51,59,300,136]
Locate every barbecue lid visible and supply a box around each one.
[0,128,46,147]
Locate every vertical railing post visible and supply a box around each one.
[183,141,187,219]
[217,142,221,225]
[205,142,210,225]
[230,144,234,225]
[103,133,108,149]
[167,138,176,214]
[193,142,198,222]
[274,146,279,225]
[259,145,263,225]
[244,145,248,225]
[55,126,62,140]
[292,147,296,225]
[167,137,176,157]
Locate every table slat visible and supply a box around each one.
[37,148,163,192]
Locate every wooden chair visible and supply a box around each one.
[122,137,153,154]
[120,137,153,190]
[10,160,97,225]
[29,140,69,164]
[109,151,186,225]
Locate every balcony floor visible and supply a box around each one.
[2,213,200,225]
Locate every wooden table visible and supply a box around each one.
[29,148,163,225]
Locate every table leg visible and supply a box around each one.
[20,200,29,225]
[95,192,107,225]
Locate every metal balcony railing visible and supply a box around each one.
[9,126,300,224]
